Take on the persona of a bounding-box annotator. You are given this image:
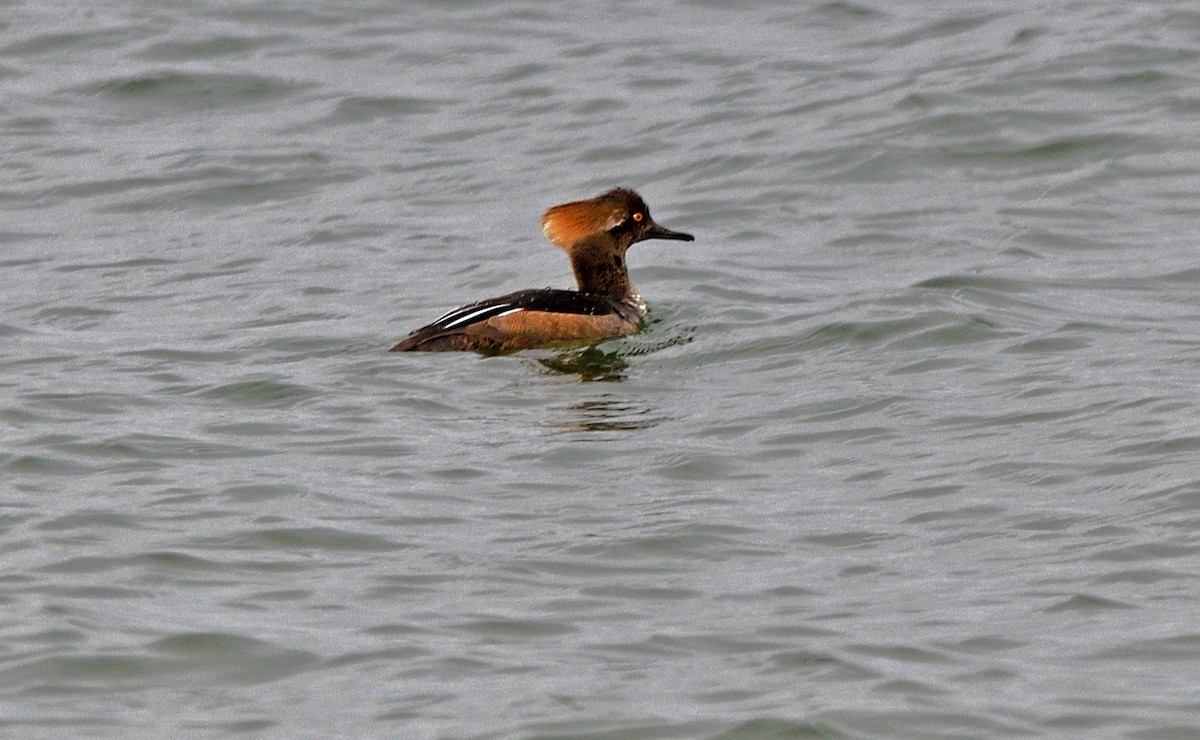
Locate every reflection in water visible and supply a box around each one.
[526,346,629,382]
[544,396,666,432]
[524,345,676,431]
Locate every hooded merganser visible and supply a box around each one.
[390,188,694,352]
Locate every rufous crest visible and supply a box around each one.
[541,190,630,249]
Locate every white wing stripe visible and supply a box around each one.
[440,304,523,330]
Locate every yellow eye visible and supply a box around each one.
[633,212,643,222]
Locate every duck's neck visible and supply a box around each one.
[568,236,633,298]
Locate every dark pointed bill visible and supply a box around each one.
[645,222,694,242]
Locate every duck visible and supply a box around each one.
[390,188,693,352]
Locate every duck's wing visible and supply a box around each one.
[390,289,638,352]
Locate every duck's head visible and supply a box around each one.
[541,188,694,252]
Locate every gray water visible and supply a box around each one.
[4,1,1200,737]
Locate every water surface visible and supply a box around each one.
[4,1,1200,736]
